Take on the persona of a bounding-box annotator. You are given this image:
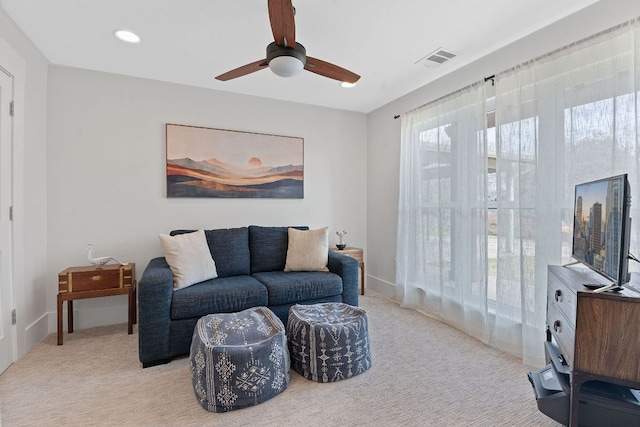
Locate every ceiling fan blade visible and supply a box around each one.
[268,0,296,47]
[215,59,268,81]
[304,56,360,84]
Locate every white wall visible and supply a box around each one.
[0,9,49,357]
[366,0,640,298]
[46,66,367,330]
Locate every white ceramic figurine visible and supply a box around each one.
[87,244,125,267]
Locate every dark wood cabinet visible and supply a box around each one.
[546,265,640,426]
[57,263,136,345]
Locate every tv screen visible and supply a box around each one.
[572,174,631,286]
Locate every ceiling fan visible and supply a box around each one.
[215,0,360,84]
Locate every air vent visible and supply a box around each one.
[416,48,458,68]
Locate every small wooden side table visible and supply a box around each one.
[57,263,136,345]
[330,247,365,295]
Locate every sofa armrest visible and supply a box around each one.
[328,251,359,306]
[138,257,174,367]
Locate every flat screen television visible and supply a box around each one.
[572,174,632,287]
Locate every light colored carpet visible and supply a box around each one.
[0,295,559,426]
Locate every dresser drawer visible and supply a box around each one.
[547,300,575,366]
[58,264,135,293]
[547,272,577,328]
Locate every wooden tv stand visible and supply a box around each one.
[546,265,640,426]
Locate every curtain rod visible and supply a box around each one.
[392,79,485,119]
[393,16,640,120]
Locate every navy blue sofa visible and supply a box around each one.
[138,225,359,368]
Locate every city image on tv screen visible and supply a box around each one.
[572,174,630,285]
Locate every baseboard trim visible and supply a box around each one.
[366,275,396,299]
[23,312,49,358]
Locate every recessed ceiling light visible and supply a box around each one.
[340,81,356,88]
[114,30,141,44]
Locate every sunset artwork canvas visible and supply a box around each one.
[166,124,304,198]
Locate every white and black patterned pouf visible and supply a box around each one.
[287,302,371,383]
[189,307,290,412]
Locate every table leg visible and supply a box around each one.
[127,288,134,335]
[360,262,365,295]
[68,300,74,333]
[133,287,137,325]
[57,295,63,345]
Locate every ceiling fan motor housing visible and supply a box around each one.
[266,42,307,77]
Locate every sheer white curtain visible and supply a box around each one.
[397,19,640,367]
[493,21,640,366]
[397,84,489,341]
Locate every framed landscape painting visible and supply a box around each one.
[166,124,304,198]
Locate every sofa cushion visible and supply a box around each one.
[252,271,343,306]
[170,275,268,320]
[171,227,250,278]
[249,225,308,274]
[284,227,329,272]
[159,230,217,289]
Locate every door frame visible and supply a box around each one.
[0,37,26,365]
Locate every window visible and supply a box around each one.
[398,20,640,366]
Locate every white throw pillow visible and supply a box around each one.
[284,227,329,272]
[159,229,218,289]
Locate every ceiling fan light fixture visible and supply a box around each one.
[269,56,304,77]
[114,29,141,44]
[340,81,357,88]
[266,42,306,78]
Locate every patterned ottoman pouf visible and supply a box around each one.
[287,302,371,383]
[189,307,290,412]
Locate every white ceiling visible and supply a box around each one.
[2,0,600,113]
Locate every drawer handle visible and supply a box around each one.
[553,320,561,333]
[554,289,562,302]
[91,275,102,281]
